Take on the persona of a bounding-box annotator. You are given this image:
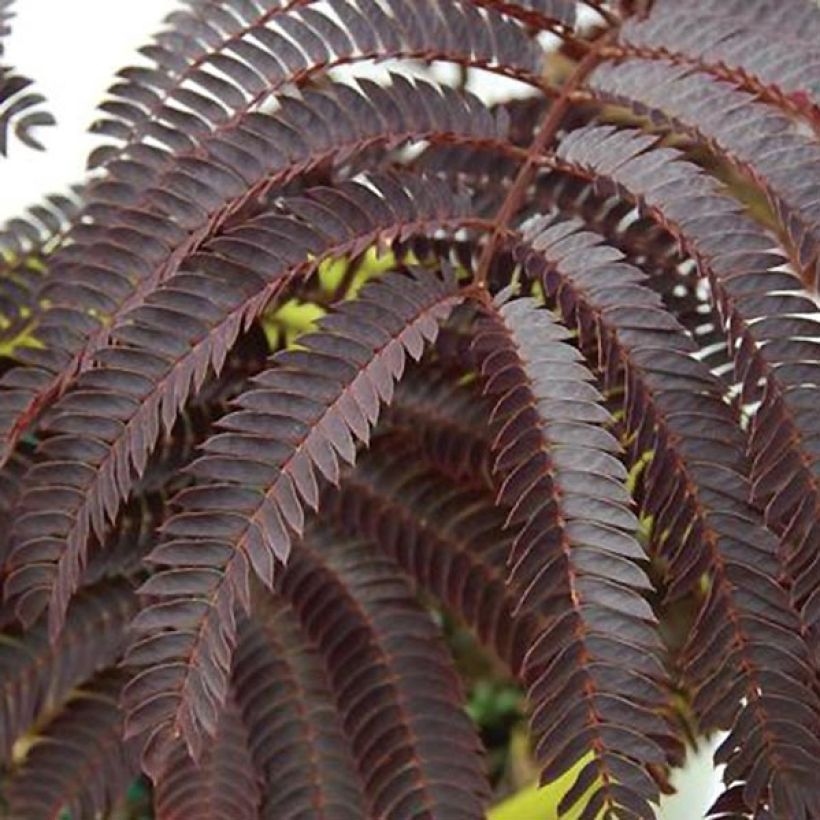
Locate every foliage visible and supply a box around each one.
[1,0,820,818]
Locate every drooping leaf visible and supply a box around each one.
[617,6,820,123]
[123,266,463,774]
[472,293,673,820]
[153,693,261,820]
[278,524,491,818]
[553,125,820,643]
[587,57,820,286]
[90,0,543,165]
[233,606,367,819]
[550,129,820,814]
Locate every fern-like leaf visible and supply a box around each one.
[587,58,820,286]
[649,0,820,44]
[153,693,261,820]
[91,0,543,166]
[515,217,749,594]
[472,293,671,820]
[278,524,491,818]
[617,6,820,124]
[545,134,820,813]
[123,266,462,773]
[233,606,367,819]
[553,125,820,646]
[470,0,578,32]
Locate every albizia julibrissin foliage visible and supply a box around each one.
[0,0,819,817]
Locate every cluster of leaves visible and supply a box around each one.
[1,0,819,818]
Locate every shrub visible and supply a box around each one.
[0,0,819,818]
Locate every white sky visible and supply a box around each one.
[0,2,722,817]
[1,0,170,221]
[0,0,533,223]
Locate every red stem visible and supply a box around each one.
[474,30,615,285]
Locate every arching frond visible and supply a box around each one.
[615,7,820,124]
[649,0,820,43]
[472,293,672,820]
[552,126,820,645]
[123,267,462,773]
[91,0,543,166]
[587,58,820,285]
[514,216,820,816]
[0,75,504,463]
[153,694,261,820]
[233,606,367,819]
[278,525,491,818]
